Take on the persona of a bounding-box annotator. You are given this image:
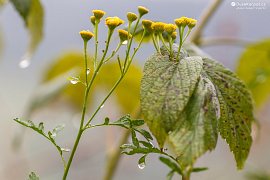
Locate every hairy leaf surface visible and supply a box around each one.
[141,51,203,147]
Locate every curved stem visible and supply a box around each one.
[198,37,252,47]
[189,0,223,44]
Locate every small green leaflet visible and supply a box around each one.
[140,44,254,170]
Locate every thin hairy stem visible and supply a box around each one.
[94,21,99,70]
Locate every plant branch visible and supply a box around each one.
[198,37,253,47]
[189,0,223,44]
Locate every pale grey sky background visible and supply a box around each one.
[0,0,270,179]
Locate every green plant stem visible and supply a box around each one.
[151,33,159,52]
[189,0,223,44]
[168,36,173,58]
[62,30,113,180]
[84,41,89,85]
[159,33,170,53]
[94,21,99,70]
[176,26,184,60]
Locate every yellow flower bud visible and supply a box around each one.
[171,31,177,40]
[127,12,138,22]
[118,29,132,42]
[79,30,94,41]
[90,16,96,25]
[92,10,106,20]
[142,19,153,32]
[164,24,177,34]
[174,16,188,27]
[187,18,197,28]
[138,6,149,17]
[151,22,166,33]
[105,17,125,30]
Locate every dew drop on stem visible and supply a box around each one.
[87,68,90,75]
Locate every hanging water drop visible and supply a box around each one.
[87,68,90,75]
[122,40,128,45]
[61,148,70,152]
[69,77,79,84]
[138,163,146,169]
[19,53,31,68]
[100,104,105,109]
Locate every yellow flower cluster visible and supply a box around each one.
[164,24,177,34]
[151,22,166,33]
[174,17,197,28]
[118,29,132,42]
[79,30,94,41]
[105,16,125,30]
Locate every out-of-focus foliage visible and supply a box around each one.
[246,171,270,180]
[30,52,142,114]
[236,39,270,108]
[0,0,6,7]
[10,0,44,61]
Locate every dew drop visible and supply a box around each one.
[150,142,154,147]
[100,104,105,109]
[87,68,90,75]
[69,77,79,84]
[138,163,145,169]
[19,53,31,68]
[19,59,30,68]
[122,40,128,45]
[61,148,70,152]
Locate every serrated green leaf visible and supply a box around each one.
[203,57,254,169]
[138,154,147,167]
[168,76,219,168]
[28,172,39,180]
[192,167,208,172]
[236,39,270,108]
[139,141,153,148]
[141,49,203,147]
[131,119,145,127]
[131,130,139,147]
[159,156,182,175]
[135,129,153,141]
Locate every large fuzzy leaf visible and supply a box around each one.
[140,50,203,147]
[168,76,219,168]
[141,44,254,170]
[236,39,270,108]
[203,57,254,169]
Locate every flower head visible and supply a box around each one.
[92,10,106,20]
[118,29,132,42]
[187,18,197,28]
[79,30,94,41]
[105,17,125,30]
[90,16,96,25]
[142,19,153,32]
[151,22,166,33]
[171,31,177,40]
[174,17,188,27]
[127,12,138,23]
[138,6,149,17]
[164,24,177,34]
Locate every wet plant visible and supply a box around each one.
[14,5,255,180]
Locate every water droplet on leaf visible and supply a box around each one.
[138,163,145,169]
[122,40,128,45]
[69,77,79,84]
[100,104,104,109]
